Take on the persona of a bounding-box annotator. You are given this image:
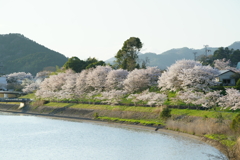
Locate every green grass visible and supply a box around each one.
[19,93,36,99]
[97,116,165,126]
[171,108,238,120]
[45,102,156,112]
[204,134,236,147]
[44,101,239,120]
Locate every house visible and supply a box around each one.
[216,70,239,86]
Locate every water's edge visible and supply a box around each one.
[0,103,232,159]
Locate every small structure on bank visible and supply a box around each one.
[216,70,239,86]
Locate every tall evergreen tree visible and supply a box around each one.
[115,37,142,71]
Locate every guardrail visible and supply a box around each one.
[0,98,32,102]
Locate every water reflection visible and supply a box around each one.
[0,112,227,160]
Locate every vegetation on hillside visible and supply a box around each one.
[198,47,240,67]
[0,33,68,75]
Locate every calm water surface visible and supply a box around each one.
[0,112,227,160]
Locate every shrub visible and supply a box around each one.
[93,112,99,119]
[160,107,171,120]
[230,113,240,134]
[215,112,224,123]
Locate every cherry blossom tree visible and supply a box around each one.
[60,73,78,99]
[22,83,39,93]
[218,88,240,110]
[98,90,128,105]
[22,71,50,93]
[158,59,219,92]
[127,89,167,107]
[214,58,240,73]
[85,66,112,91]
[178,90,222,108]
[177,91,204,106]
[214,58,231,70]
[178,65,220,92]
[6,72,33,84]
[35,71,50,82]
[158,59,202,91]
[75,69,91,96]
[201,90,222,108]
[124,67,161,93]
[35,69,75,100]
[105,69,128,91]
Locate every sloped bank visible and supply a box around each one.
[0,103,238,160]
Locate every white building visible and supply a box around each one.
[216,70,238,86]
[0,76,7,90]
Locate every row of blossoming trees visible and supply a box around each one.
[21,59,240,110]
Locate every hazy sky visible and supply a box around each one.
[1,0,240,60]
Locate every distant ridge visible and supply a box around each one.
[0,33,68,75]
[105,41,240,69]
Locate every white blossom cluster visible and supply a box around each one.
[124,67,161,93]
[30,59,240,110]
[98,90,128,105]
[177,89,240,110]
[218,88,240,110]
[127,89,167,107]
[35,66,161,102]
[6,72,33,84]
[214,58,231,70]
[214,58,240,73]
[158,59,220,92]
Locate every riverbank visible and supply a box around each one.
[0,103,239,160]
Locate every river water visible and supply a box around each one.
[0,112,227,160]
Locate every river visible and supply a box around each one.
[0,112,227,160]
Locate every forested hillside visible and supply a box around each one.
[0,33,68,75]
[106,42,240,69]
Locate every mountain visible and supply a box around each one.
[0,33,68,75]
[106,42,240,69]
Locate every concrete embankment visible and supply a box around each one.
[0,103,159,122]
[0,103,239,160]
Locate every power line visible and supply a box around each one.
[193,52,197,61]
[203,45,211,56]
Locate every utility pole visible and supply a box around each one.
[193,52,197,61]
[203,45,211,56]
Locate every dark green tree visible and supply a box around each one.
[115,37,143,71]
[63,57,86,73]
[197,55,214,66]
[85,57,106,69]
[160,107,171,120]
[86,61,106,69]
[213,47,234,60]
[230,49,240,65]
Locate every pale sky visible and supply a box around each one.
[1,0,240,61]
